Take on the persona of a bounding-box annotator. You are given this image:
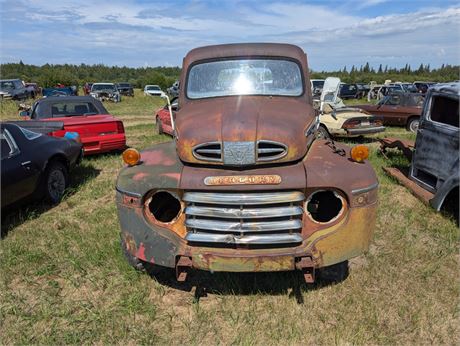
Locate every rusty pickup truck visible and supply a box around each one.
[115,43,378,284]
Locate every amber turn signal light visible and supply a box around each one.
[122,148,141,166]
[350,145,369,163]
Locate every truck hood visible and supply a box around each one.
[175,96,315,166]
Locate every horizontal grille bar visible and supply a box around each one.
[183,191,305,205]
[185,232,303,244]
[185,218,302,232]
[185,205,303,219]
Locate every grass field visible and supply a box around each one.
[0,91,458,344]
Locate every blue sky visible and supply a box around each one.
[1,0,459,70]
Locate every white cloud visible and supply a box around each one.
[1,1,459,69]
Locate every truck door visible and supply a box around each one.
[411,92,459,192]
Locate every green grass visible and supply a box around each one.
[0,92,458,344]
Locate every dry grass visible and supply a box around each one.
[0,91,458,345]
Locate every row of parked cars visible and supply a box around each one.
[2,43,458,286]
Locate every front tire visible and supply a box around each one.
[406,117,419,132]
[316,125,330,140]
[156,118,163,135]
[44,161,68,204]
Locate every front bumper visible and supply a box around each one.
[345,126,386,136]
[117,190,377,273]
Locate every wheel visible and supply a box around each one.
[406,117,419,132]
[318,261,349,284]
[316,125,330,140]
[120,236,145,271]
[156,118,163,135]
[44,161,68,204]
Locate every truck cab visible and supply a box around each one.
[116,43,378,283]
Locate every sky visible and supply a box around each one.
[0,0,459,71]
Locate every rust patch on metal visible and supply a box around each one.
[122,195,141,208]
[136,242,146,261]
[379,137,414,161]
[133,172,149,181]
[142,149,177,166]
[204,174,282,186]
[159,172,181,181]
[383,167,434,205]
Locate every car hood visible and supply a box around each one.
[175,96,315,166]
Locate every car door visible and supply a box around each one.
[377,94,404,125]
[1,128,40,207]
[411,92,459,192]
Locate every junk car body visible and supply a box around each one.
[382,82,459,222]
[355,93,424,132]
[117,83,134,97]
[0,79,28,101]
[316,77,385,139]
[1,123,82,209]
[154,97,178,136]
[90,83,121,102]
[116,43,378,283]
[20,96,126,155]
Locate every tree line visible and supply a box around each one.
[1,61,458,89]
[310,63,459,84]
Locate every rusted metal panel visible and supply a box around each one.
[304,139,379,207]
[379,137,414,161]
[383,167,434,205]
[175,97,315,166]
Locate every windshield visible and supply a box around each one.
[147,86,160,90]
[187,59,303,99]
[1,81,15,90]
[118,83,130,87]
[92,84,116,91]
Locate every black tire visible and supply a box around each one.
[317,260,349,284]
[406,117,420,133]
[120,236,145,271]
[156,117,163,135]
[44,161,68,204]
[316,125,330,140]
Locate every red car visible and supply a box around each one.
[20,96,126,155]
[154,97,178,135]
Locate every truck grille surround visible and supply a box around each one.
[183,191,305,248]
[192,141,288,164]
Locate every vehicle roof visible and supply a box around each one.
[184,43,306,63]
[429,82,460,96]
[0,79,21,82]
[36,96,99,103]
[93,82,115,85]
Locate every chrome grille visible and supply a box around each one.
[184,191,304,247]
[193,140,288,164]
[193,142,222,162]
[257,141,288,161]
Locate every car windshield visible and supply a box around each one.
[187,58,303,99]
[0,81,15,90]
[92,84,115,91]
[312,80,324,88]
[147,86,160,91]
[118,83,130,87]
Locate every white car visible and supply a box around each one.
[144,85,165,97]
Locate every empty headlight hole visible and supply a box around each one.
[148,191,181,223]
[306,190,344,223]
